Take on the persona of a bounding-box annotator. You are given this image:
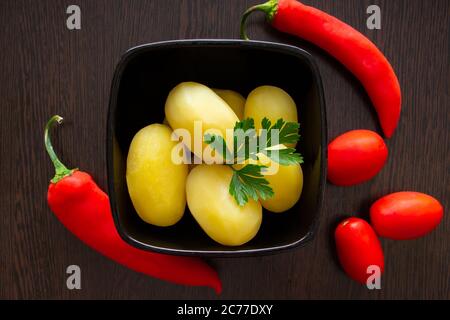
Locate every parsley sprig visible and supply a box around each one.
[204,117,303,206]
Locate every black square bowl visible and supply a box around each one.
[107,40,327,257]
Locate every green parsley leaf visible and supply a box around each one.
[264,148,304,166]
[204,117,303,206]
[260,117,301,148]
[234,118,255,131]
[229,164,274,206]
[278,122,300,145]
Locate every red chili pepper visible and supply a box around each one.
[241,0,401,138]
[44,115,222,294]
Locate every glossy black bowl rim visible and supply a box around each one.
[106,39,327,257]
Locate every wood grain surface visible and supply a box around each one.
[0,0,448,299]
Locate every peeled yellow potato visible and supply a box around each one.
[245,85,298,129]
[126,124,188,226]
[234,149,303,213]
[213,89,245,120]
[186,165,262,246]
[165,82,239,163]
[261,161,303,213]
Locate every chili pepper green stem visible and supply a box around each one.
[240,0,278,40]
[45,115,76,183]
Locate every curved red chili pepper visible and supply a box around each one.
[241,0,401,138]
[45,115,222,294]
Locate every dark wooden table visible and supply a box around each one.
[1,0,448,299]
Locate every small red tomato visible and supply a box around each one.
[370,192,444,240]
[328,130,388,186]
[335,217,384,284]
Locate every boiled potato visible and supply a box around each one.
[245,85,298,133]
[165,82,239,163]
[260,156,303,213]
[213,88,245,120]
[235,148,303,213]
[186,165,262,246]
[126,124,188,226]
